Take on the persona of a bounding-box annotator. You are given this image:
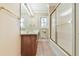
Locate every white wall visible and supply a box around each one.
[76,3,79,56]
[0,4,20,56]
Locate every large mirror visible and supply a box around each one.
[20,3,49,38]
[56,3,74,55]
[51,11,56,42]
[21,3,40,34]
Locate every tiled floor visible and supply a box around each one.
[36,39,56,56]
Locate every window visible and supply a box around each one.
[40,17,48,28]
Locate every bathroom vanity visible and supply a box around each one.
[21,31,38,56]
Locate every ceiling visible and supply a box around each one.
[21,3,58,15]
[28,3,48,13]
[21,3,49,15]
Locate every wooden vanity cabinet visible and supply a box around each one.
[21,35,37,56]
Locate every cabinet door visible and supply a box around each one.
[31,35,37,55]
[51,11,56,42]
[57,3,74,55]
[21,35,32,56]
[21,35,37,56]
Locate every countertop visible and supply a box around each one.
[21,30,39,35]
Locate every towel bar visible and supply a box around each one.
[0,7,20,19]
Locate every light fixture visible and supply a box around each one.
[23,3,34,17]
[26,3,34,16]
